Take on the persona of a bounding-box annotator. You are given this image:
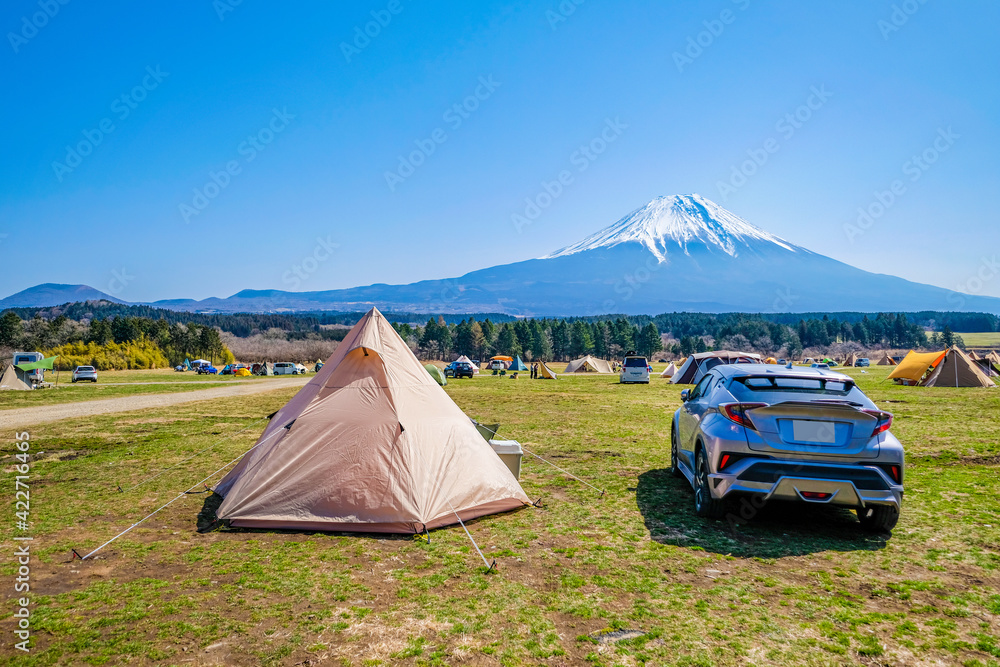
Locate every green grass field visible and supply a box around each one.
[960,333,1000,348]
[2,366,999,665]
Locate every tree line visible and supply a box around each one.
[0,312,234,367]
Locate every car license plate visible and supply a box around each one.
[792,420,836,444]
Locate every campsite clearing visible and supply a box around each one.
[1,366,998,666]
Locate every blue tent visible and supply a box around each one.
[509,356,528,372]
[184,358,191,370]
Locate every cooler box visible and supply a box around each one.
[488,439,523,480]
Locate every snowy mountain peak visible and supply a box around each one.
[543,194,801,262]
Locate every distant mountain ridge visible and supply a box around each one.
[4,195,1000,315]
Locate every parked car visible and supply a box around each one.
[196,364,218,375]
[273,362,298,375]
[856,358,871,367]
[777,359,788,365]
[670,364,903,532]
[71,366,98,383]
[487,359,506,371]
[444,361,475,379]
[294,363,308,374]
[620,355,650,384]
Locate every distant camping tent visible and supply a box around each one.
[968,350,981,361]
[537,362,558,379]
[489,355,513,369]
[876,353,897,366]
[425,364,447,386]
[660,362,678,378]
[215,307,530,533]
[671,350,763,385]
[922,346,996,388]
[986,351,1000,366]
[184,358,192,370]
[509,356,528,372]
[0,364,31,391]
[972,357,1000,378]
[564,355,613,374]
[455,355,479,374]
[887,350,947,384]
[844,353,858,367]
[765,357,778,365]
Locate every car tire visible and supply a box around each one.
[670,427,683,478]
[693,446,726,519]
[856,505,899,533]
[72,379,77,383]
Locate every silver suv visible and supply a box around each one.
[72,366,98,383]
[671,364,903,532]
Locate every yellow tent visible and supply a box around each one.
[887,350,947,384]
[537,362,558,379]
[765,357,778,364]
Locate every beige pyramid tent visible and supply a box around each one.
[968,350,981,361]
[215,308,530,533]
[844,353,858,367]
[987,351,1000,365]
[0,364,31,391]
[876,353,897,366]
[454,355,479,373]
[922,346,996,388]
[537,362,558,379]
[660,362,677,378]
[564,355,613,374]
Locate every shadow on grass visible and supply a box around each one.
[636,468,888,558]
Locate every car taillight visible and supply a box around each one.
[874,463,903,484]
[719,403,767,430]
[800,491,833,500]
[862,409,893,436]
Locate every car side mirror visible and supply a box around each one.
[680,389,690,402]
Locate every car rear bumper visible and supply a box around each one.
[711,460,902,510]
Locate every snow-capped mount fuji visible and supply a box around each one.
[5,195,1000,315]
[544,194,801,262]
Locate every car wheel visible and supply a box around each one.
[72,379,77,383]
[856,505,899,533]
[693,446,726,519]
[670,427,683,478]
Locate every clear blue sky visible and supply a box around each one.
[2,0,998,302]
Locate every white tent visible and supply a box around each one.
[660,362,677,378]
[564,355,613,374]
[0,364,31,391]
[454,355,479,374]
[215,308,530,533]
[671,350,763,384]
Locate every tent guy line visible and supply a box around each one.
[119,417,267,494]
[521,446,606,498]
[76,421,291,561]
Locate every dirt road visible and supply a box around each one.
[0,377,310,430]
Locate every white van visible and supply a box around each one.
[620,355,650,384]
[273,362,299,375]
[13,351,44,386]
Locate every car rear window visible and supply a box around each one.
[624,357,647,367]
[729,375,866,400]
[78,366,95,371]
